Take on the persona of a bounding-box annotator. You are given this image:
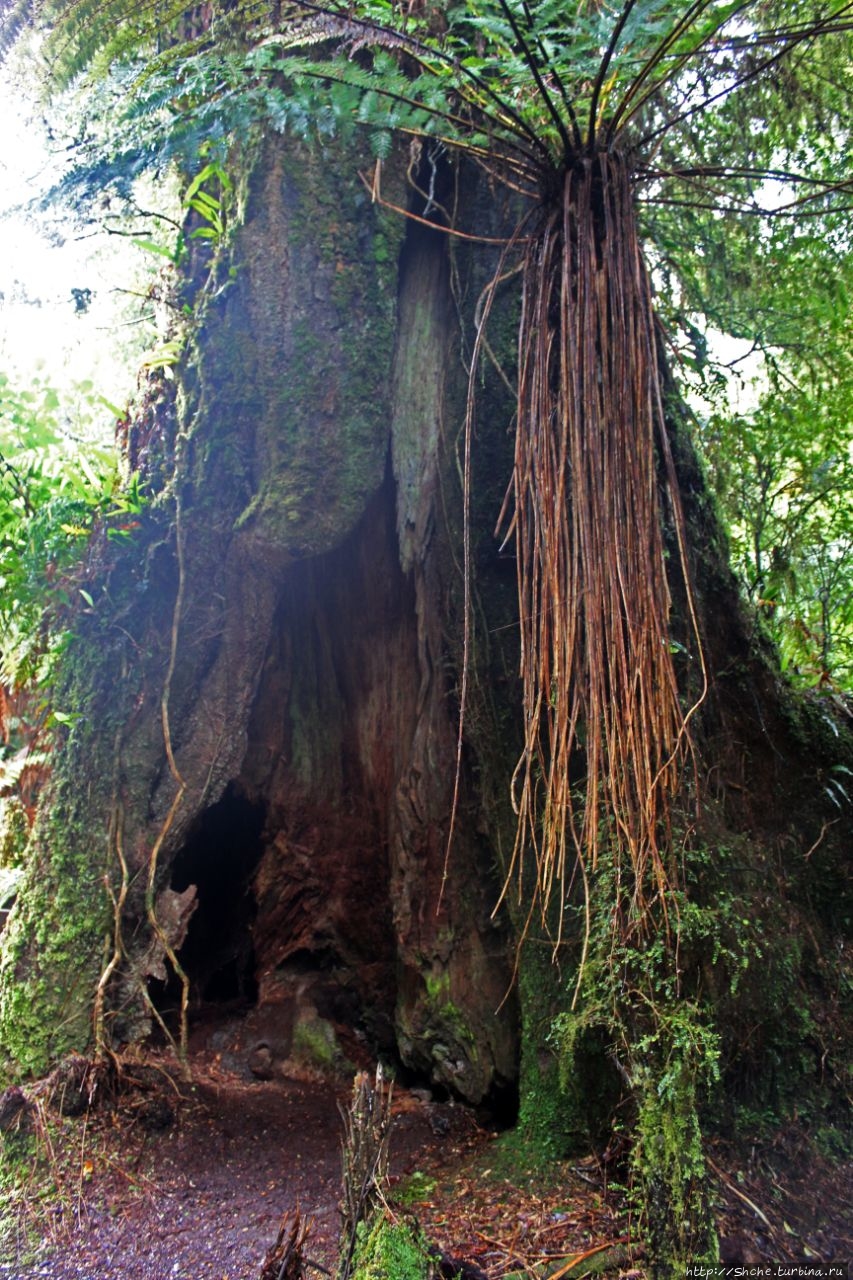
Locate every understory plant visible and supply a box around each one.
[0,373,137,697]
[0,373,144,872]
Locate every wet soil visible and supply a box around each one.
[1,1037,850,1280]
[0,1041,491,1280]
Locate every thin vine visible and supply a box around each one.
[143,487,191,1062]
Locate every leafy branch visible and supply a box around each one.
[0,373,142,697]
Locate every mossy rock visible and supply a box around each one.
[289,1010,351,1077]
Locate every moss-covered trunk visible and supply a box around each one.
[0,136,518,1103]
[0,125,849,1280]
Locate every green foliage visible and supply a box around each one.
[703,382,853,687]
[132,150,233,269]
[556,837,762,1041]
[396,1171,437,1207]
[550,836,755,1265]
[649,126,853,689]
[680,228,853,688]
[556,983,720,1272]
[639,27,853,687]
[14,5,853,697]
[184,153,232,242]
[22,3,852,225]
[0,2,850,1266]
[133,153,235,377]
[0,372,137,696]
[631,1051,719,1275]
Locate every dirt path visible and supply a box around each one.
[4,1071,338,1279]
[1,1049,480,1280]
[1,1046,850,1280]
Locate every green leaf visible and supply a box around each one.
[132,237,178,260]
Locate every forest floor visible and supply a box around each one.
[0,1023,850,1280]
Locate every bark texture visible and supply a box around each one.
[0,135,848,1177]
[0,136,517,1101]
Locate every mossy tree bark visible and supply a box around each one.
[0,136,518,1102]
[0,131,849,1279]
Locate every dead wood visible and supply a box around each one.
[427,1243,491,1279]
[338,1066,392,1280]
[0,1083,34,1133]
[259,1206,314,1280]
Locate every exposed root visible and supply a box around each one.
[93,795,129,1061]
[144,488,191,1062]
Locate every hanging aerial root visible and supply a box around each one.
[499,149,707,945]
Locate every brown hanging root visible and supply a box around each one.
[92,603,192,1066]
[365,140,707,965]
[93,795,129,1061]
[496,150,707,959]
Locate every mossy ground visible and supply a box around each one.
[349,1212,433,1280]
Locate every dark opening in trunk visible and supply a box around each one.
[169,787,266,1006]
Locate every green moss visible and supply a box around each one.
[0,845,109,1077]
[396,1171,438,1206]
[632,1059,719,1278]
[412,970,479,1076]
[423,969,450,1003]
[206,136,403,561]
[290,1012,347,1074]
[417,961,477,1049]
[350,1213,432,1280]
[0,715,115,1078]
[0,801,28,871]
[515,944,585,1162]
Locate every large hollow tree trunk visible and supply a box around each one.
[0,132,848,1240]
[0,135,518,1102]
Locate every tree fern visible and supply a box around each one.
[3,4,853,1263]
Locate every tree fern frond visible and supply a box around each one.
[637,1,853,150]
[0,0,35,59]
[492,0,574,155]
[606,0,740,140]
[292,0,555,156]
[588,0,640,141]
[518,0,583,148]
